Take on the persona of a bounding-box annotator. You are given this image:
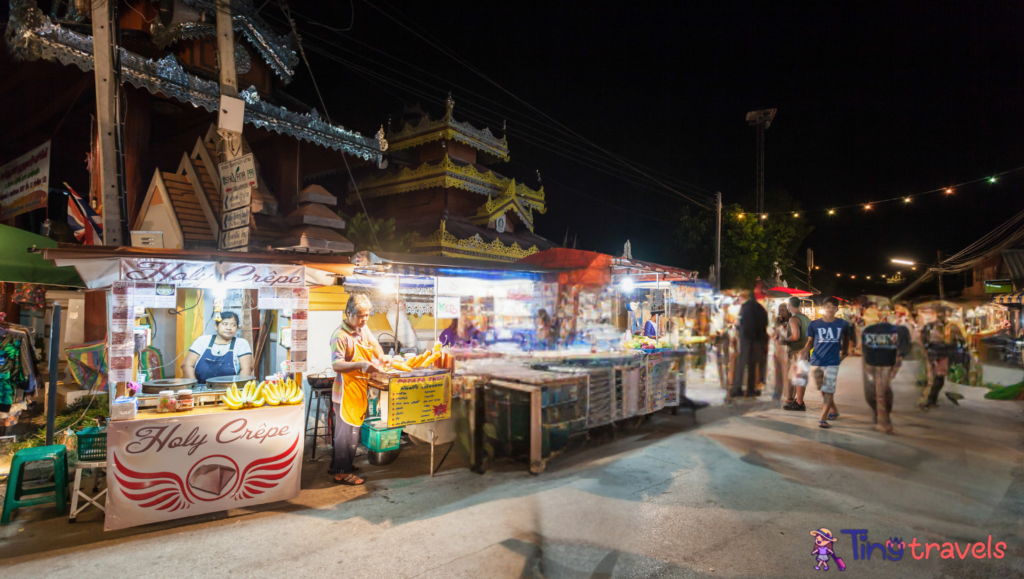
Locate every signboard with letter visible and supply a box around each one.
[104,405,303,531]
[386,373,451,428]
[218,263,305,288]
[222,206,250,230]
[0,141,50,220]
[218,154,256,211]
[986,279,1013,294]
[436,295,461,318]
[650,289,666,314]
[221,227,249,249]
[120,259,217,287]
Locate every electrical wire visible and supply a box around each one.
[270,8,717,204]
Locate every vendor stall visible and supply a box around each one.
[39,246,352,530]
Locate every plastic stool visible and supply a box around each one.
[305,387,334,460]
[2,445,68,524]
[69,461,107,522]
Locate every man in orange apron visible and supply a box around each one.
[330,294,385,485]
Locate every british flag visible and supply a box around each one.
[66,184,102,245]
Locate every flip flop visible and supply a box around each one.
[334,473,365,486]
[828,413,839,420]
[819,421,831,429]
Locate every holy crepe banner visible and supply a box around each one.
[104,404,304,531]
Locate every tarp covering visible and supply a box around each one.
[519,248,614,286]
[0,224,84,286]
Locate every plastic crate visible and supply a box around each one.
[76,427,107,462]
[360,419,402,452]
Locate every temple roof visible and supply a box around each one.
[387,97,509,162]
[350,155,545,210]
[7,0,384,161]
[396,209,557,262]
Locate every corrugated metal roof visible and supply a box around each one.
[1001,249,1024,281]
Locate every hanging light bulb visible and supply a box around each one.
[865,204,872,210]
[851,275,856,279]
[761,214,768,220]
[836,273,841,277]
[828,209,835,215]
[866,276,871,280]
[738,213,745,219]
[945,188,953,194]
[904,197,911,203]
[793,212,799,217]
[989,177,997,183]
[814,266,819,270]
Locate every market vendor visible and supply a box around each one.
[330,294,386,485]
[181,312,253,384]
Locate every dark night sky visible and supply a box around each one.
[275,1,1024,295]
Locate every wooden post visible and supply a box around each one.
[215,0,238,99]
[530,388,543,474]
[92,0,123,246]
[45,304,61,446]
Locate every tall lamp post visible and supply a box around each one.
[746,109,777,215]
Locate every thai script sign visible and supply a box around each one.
[218,154,256,211]
[221,227,249,249]
[105,405,303,530]
[0,141,50,220]
[222,206,250,230]
[387,373,451,428]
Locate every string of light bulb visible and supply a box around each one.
[735,165,1023,218]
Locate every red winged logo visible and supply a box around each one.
[233,435,300,501]
[112,435,300,508]
[112,452,194,512]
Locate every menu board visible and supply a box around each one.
[386,373,451,428]
[130,282,177,308]
[109,281,135,383]
[258,286,309,310]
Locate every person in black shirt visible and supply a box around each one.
[861,317,911,434]
[730,289,769,398]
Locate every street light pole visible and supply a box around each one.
[715,191,722,291]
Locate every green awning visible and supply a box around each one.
[0,224,85,287]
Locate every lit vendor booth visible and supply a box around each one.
[40,246,340,531]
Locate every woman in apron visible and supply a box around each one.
[330,295,385,485]
[182,312,253,384]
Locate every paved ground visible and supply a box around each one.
[1,358,1022,578]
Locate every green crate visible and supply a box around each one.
[360,419,402,452]
[76,427,107,462]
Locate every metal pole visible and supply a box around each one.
[715,191,722,291]
[45,304,62,446]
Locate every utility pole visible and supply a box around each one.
[216,0,239,100]
[807,248,814,291]
[937,250,945,299]
[92,0,123,246]
[715,191,722,291]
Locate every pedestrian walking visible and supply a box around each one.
[861,316,911,434]
[920,307,964,409]
[769,303,791,401]
[799,297,852,428]
[731,289,768,398]
[783,297,811,411]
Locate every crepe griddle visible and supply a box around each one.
[141,378,197,394]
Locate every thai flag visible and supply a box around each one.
[66,185,102,245]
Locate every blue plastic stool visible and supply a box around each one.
[2,445,69,524]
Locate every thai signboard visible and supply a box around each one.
[218,154,256,211]
[104,405,303,531]
[386,373,451,428]
[0,141,50,220]
[222,206,250,230]
[221,227,249,249]
[120,259,217,287]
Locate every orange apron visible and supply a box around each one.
[339,339,374,426]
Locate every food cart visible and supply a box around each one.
[39,246,347,530]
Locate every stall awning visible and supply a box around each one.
[2,225,84,287]
[353,251,557,280]
[993,291,1024,306]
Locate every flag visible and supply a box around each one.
[66,184,102,244]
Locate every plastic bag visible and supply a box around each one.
[790,359,810,387]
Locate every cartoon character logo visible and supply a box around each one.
[811,528,846,571]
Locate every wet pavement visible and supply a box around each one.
[1,358,1021,578]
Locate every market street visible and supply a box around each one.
[0,358,1020,578]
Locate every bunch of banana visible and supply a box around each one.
[222,380,265,410]
[262,379,304,406]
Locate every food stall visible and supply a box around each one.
[39,246,349,530]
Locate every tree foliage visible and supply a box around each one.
[675,191,813,290]
[339,211,413,253]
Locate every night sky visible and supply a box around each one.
[274,2,1022,294]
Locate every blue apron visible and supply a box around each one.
[194,336,236,384]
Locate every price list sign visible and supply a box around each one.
[386,373,451,428]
